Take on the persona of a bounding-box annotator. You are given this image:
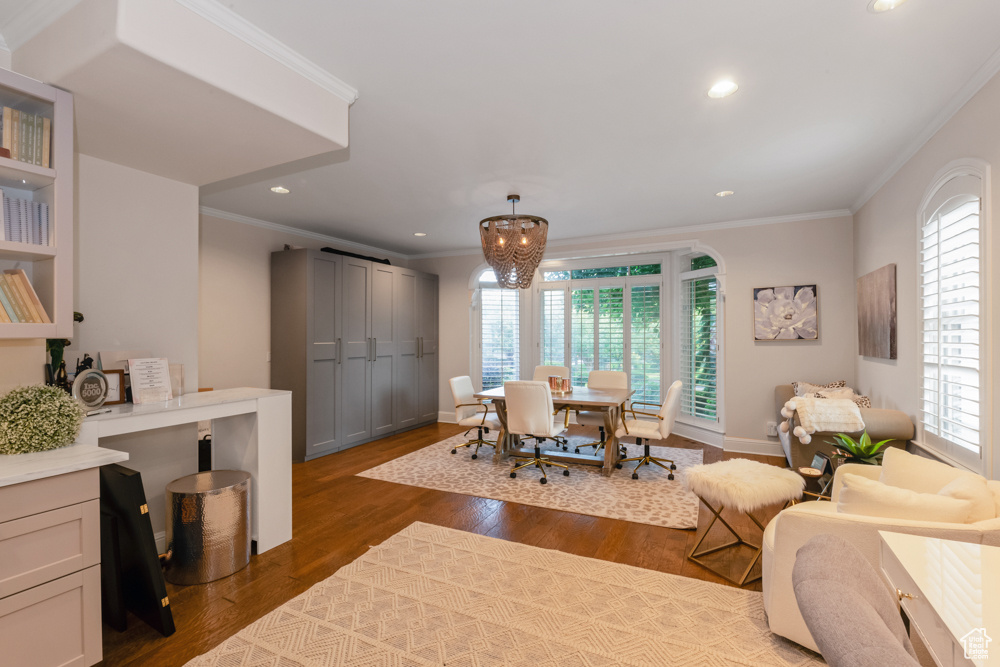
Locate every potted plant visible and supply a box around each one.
[827,431,892,465]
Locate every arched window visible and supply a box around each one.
[918,160,990,470]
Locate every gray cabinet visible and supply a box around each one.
[271,249,438,462]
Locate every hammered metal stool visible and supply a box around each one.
[685,459,804,587]
[165,470,251,585]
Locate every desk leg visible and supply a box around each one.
[212,393,292,554]
[491,400,510,464]
[602,407,619,477]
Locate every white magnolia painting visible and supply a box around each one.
[753,285,818,340]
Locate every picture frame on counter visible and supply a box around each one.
[103,369,125,405]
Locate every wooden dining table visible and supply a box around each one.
[473,385,635,476]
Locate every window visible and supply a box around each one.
[479,271,519,390]
[919,165,987,468]
[630,284,661,405]
[679,256,719,422]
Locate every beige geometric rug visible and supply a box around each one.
[186,522,823,666]
[357,433,703,529]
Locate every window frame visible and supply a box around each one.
[674,260,725,432]
[915,159,992,474]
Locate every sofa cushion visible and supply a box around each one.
[880,447,970,494]
[837,473,972,523]
[988,480,1000,518]
[938,475,996,523]
[793,380,846,396]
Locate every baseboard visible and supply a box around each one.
[672,422,724,449]
[154,530,166,555]
[724,437,784,457]
[438,411,455,424]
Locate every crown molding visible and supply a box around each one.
[174,0,358,105]
[200,207,407,260]
[407,209,852,260]
[0,0,79,52]
[851,44,1000,214]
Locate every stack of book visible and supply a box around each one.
[0,269,50,323]
[1,193,50,245]
[0,107,52,167]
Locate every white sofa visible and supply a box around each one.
[762,458,1000,652]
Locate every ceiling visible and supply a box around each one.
[4,1,1000,256]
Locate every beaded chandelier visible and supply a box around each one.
[479,194,548,289]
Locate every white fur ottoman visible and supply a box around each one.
[685,459,804,586]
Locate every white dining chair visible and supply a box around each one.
[530,365,571,450]
[615,380,682,480]
[504,380,570,484]
[449,376,501,459]
[575,370,629,455]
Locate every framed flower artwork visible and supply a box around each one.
[753,285,818,340]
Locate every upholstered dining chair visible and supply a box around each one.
[449,376,501,459]
[504,380,570,484]
[531,365,571,450]
[575,370,628,455]
[614,380,682,480]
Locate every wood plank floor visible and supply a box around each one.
[99,423,790,666]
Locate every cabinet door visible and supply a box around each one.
[417,272,439,423]
[393,268,419,430]
[306,254,342,455]
[342,258,372,445]
[370,264,396,438]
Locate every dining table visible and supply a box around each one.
[473,385,636,476]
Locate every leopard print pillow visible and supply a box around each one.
[792,380,847,396]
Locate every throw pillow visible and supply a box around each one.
[988,480,1000,518]
[938,475,996,523]
[792,380,846,396]
[814,387,856,400]
[853,395,872,409]
[837,473,973,523]
[880,447,971,494]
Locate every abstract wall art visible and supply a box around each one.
[857,263,897,359]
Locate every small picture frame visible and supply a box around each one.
[103,369,126,405]
[810,452,832,476]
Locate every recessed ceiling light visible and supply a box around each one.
[868,0,908,12]
[413,232,427,237]
[707,80,739,99]
[270,185,290,194]
[716,190,735,197]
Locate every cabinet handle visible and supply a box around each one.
[372,337,377,362]
[896,589,918,602]
[337,338,342,364]
[366,337,371,361]
[417,337,422,359]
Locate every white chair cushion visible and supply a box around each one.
[879,447,971,494]
[458,415,501,430]
[938,475,996,522]
[989,480,1000,517]
[837,473,972,524]
[685,459,804,513]
[615,418,661,441]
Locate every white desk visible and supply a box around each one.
[76,387,293,553]
[880,531,997,667]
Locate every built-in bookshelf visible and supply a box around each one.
[0,68,72,339]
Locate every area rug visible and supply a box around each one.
[186,521,822,666]
[357,433,702,529]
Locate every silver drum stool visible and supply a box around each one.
[165,470,251,585]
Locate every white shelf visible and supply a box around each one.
[0,444,128,488]
[0,240,57,261]
[0,157,55,190]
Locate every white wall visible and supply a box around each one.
[64,153,201,536]
[854,69,1000,479]
[198,213,408,392]
[411,214,857,450]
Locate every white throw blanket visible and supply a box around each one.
[780,397,864,445]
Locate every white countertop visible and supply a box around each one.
[881,531,997,665]
[83,387,291,423]
[0,444,128,487]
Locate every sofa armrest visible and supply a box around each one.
[775,385,795,418]
[858,407,915,441]
[829,463,881,502]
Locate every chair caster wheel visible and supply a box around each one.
[451,449,457,454]
[540,477,547,484]
[563,470,570,476]
[670,464,677,470]
[616,463,623,469]
[510,472,516,478]
[668,473,675,481]
[631,473,639,480]
[471,454,477,460]
[563,445,568,451]
[574,448,580,454]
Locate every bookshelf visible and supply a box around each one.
[0,68,73,339]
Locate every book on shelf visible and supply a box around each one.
[0,107,52,166]
[0,277,15,322]
[0,274,27,322]
[41,117,51,168]
[1,269,50,324]
[10,109,19,161]
[0,192,52,246]
[22,111,34,165]
[0,107,10,155]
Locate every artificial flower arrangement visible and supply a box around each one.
[0,384,85,454]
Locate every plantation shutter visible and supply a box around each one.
[570,289,595,386]
[630,284,661,405]
[920,196,981,458]
[480,287,519,390]
[597,287,625,371]
[541,288,565,366]
[680,274,718,421]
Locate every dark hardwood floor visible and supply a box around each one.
[99,423,788,666]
